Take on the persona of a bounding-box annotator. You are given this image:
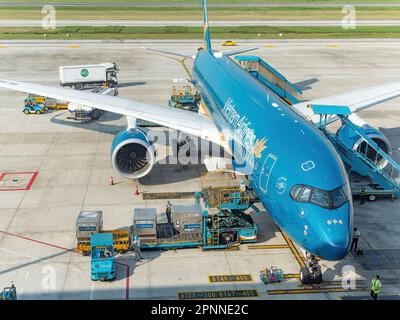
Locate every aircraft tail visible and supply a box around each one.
[202,0,212,51]
[143,0,260,59]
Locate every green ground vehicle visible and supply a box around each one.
[90,233,116,281]
[22,97,47,114]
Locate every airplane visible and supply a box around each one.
[1,0,400,284]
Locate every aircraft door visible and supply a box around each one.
[258,153,278,194]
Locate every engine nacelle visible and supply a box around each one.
[337,123,391,168]
[111,128,155,179]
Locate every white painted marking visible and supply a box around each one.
[259,153,278,194]
[276,176,287,195]
[301,160,315,172]
[90,283,95,300]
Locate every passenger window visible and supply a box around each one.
[298,187,311,202]
[310,189,330,208]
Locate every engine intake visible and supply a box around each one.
[111,128,155,179]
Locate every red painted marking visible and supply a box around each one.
[0,230,76,252]
[0,171,38,191]
[25,172,38,190]
[0,230,130,300]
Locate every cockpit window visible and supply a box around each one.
[310,189,330,208]
[290,185,303,199]
[298,187,311,202]
[290,184,349,209]
[331,188,347,208]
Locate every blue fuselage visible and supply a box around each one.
[192,50,353,260]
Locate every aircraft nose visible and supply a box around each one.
[313,205,352,261]
[317,239,350,261]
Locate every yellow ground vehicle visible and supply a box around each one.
[76,211,130,256]
[26,94,69,110]
[77,229,130,256]
[28,94,46,104]
[45,98,69,110]
[222,40,237,46]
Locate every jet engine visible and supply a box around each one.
[111,128,155,179]
[336,123,391,169]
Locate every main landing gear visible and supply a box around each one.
[300,253,322,285]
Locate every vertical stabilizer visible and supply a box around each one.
[202,0,212,51]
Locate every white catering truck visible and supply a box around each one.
[59,63,119,89]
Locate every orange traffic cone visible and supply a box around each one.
[134,185,140,195]
[109,176,114,186]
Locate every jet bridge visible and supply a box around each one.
[310,104,400,199]
[235,55,303,105]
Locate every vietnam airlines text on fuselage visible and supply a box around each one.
[193,50,353,261]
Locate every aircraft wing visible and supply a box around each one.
[222,47,260,57]
[142,46,259,59]
[0,79,221,144]
[141,47,194,59]
[293,81,400,124]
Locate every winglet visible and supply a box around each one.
[202,0,212,51]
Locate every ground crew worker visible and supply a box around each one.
[239,179,246,193]
[360,186,366,205]
[350,227,361,252]
[166,201,172,224]
[371,275,382,300]
[133,235,143,262]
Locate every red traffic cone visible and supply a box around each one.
[109,176,114,186]
[134,185,140,195]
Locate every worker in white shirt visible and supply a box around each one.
[133,235,143,261]
[350,227,361,252]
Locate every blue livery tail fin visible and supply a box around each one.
[202,0,212,51]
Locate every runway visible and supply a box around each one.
[1,19,400,27]
[1,2,400,7]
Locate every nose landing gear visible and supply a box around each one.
[300,253,322,285]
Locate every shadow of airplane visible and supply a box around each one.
[293,78,319,92]
[117,81,146,88]
[50,112,124,135]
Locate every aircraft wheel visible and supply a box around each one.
[368,195,377,202]
[300,267,311,285]
[314,271,323,284]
